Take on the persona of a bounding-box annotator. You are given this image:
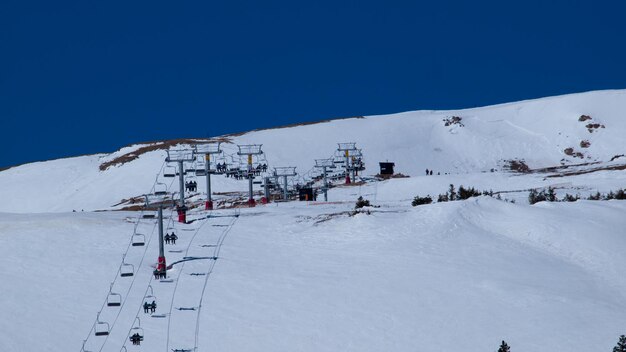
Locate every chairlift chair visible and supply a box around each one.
[143,285,156,305]
[120,255,134,277]
[154,182,167,196]
[132,233,145,246]
[164,166,176,178]
[129,317,144,343]
[94,312,110,336]
[120,263,134,277]
[107,284,122,307]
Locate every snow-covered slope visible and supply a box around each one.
[2,193,626,351]
[1,89,626,213]
[1,89,626,351]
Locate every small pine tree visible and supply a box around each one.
[437,193,449,202]
[498,340,510,352]
[529,189,547,204]
[547,187,557,202]
[412,195,433,206]
[615,189,626,200]
[588,191,602,200]
[613,335,626,352]
[448,184,457,201]
[562,193,579,202]
[605,191,616,200]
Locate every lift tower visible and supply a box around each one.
[166,148,195,223]
[337,142,358,185]
[144,194,170,278]
[237,144,263,207]
[273,167,297,201]
[315,158,334,202]
[194,143,222,210]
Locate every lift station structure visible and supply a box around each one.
[194,143,222,210]
[237,144,264,207]
[166,148,195,223]
[273,166,297,201]
[314,158,335,201]
[337,142,357,185]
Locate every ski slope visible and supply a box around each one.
[1,89,626,351]
[1,189,626,351]
[1,89,626,213]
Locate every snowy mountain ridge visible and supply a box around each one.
[2,89,626,213]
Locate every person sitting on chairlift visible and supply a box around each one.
[130,332,142,345]
[151,300,157,313]
[143,301,150,314]
[170,233,178,245]
[164,233,171,244]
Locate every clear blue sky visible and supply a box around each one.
[2,0,625,167]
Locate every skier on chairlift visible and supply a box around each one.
[151,300,157,313]
[170,232,178,245]
[143,301,150,314]
[165,233,171,245]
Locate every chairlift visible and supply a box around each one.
[143,285,156,304]
[94,312,110,336]
[164,166,176,178]
[154,182,167,196]
[120,255,134,277]
[129,317,144,343]
[107,283,122,307]
[132,233,145,246]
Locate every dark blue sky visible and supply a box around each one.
[2,0,625,167]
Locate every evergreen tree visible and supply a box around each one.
[588,191,602,200]
[498,340,510,352]
[412,195,433,206]
[547,187,557,202]
[613,335,626,352]
[448,184,457,201]
[528,189,539,204]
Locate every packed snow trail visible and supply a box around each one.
[166,211,239,351]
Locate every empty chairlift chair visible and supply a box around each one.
[154,182,167,196]
[107,283,122,307]
[94,312,110,336]
[163,166,176,178]
[120,256,134,277]
[132,233,145,246]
